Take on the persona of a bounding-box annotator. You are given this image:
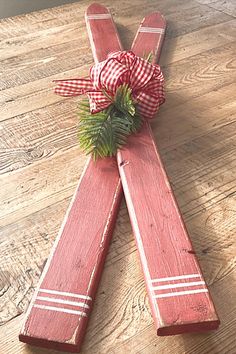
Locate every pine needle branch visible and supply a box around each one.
[143,51,154,63]
[78,84,142,159]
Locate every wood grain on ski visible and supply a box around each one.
[117,13,220,335]
[19,4,123,352]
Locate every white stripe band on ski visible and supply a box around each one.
[87,14,111,20]
[36,296,90,309]
[154,289,208,299]
[151,274,202,283]
[39,289,92,301]
[139,27,165,34]
[151,281,206,291]
[33,304,87,317]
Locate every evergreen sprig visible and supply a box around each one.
[143,51,154,63]
[78,84,142,159]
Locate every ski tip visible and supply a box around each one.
[141,12,166,30]
[86,3,110,16]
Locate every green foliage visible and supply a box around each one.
[143,51,153,63]
[114,84,135,117]
[78,84,142,159]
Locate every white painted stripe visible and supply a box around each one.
[87,14,111,20]
[154,289,208,299]
[151,281,206,291]
[36,296,90,309]
[33,304,87,317]
[139,27,165,34]
[151,274,202,283]
[39,289,92,301]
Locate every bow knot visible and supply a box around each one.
[54,51,164,119]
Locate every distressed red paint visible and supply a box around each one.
[19,6,123,351]
[118,13,220,335]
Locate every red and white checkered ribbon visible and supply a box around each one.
[54,51,164,119]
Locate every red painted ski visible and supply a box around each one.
[19,4,123,353]
[117,13,220,335]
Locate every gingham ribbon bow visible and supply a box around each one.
[54,51,164,119]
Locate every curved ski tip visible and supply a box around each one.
[142,12,166,29]
[86,3,109,16]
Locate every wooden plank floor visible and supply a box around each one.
[0,0,235,353]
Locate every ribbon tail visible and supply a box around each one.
[54,78,94,97]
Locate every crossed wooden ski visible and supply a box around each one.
[19,4,219,353]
